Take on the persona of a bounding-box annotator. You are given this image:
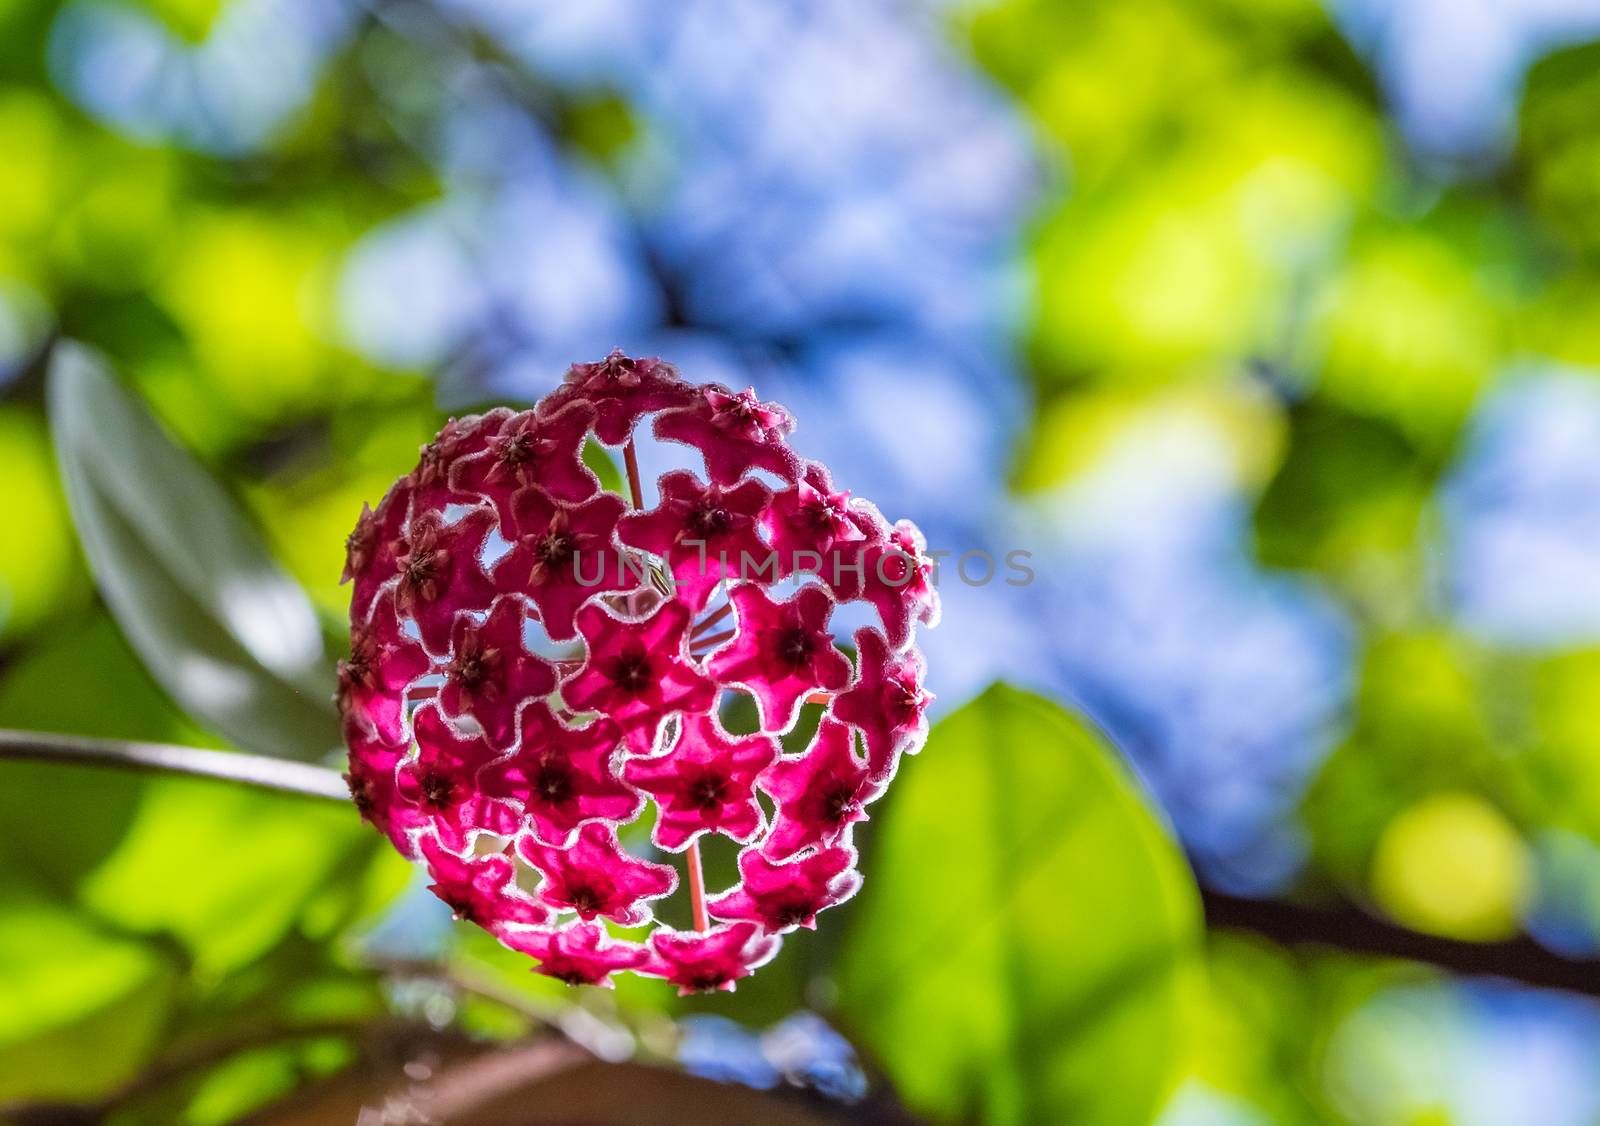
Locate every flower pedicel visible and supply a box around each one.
[340,351,936,992]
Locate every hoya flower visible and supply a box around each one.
[410,410,513,512]
[709,846,862,933]
[616,470,771,612]
[338,587,429,744]
[396,705,507,852]
[706,584,851,733]
[562,600,717,754]
[419,835,549,931]
[494,487,637,640]
[859,519,942,649]
[450,403,599,528]
[655,384,800,485]
[545,349,693,445]
[645,922,780,995]
[516,822,676,926]
[503,921,653,987]
[759,717,884,859]
[343,732,413,856]
[478,702,642,846]
[342,483,410,619]
[438,596,557,749]
[393,508,500,653]
[623,712,779,851]
[342,351,936,990]
[763,463,865,581]
[832,627,932,780]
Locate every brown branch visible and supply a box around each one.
[1202,887,1600,996]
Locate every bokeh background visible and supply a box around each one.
[5,0,1600,1122]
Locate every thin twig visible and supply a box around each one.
[0,728,348,800]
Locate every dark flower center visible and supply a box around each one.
[773,626,814,670]
[686,771,731,811]
[771,894,816,928]
[551,964,592,986]
[819,780,858,825]
[607,651,653,695]
[493,431,539,470]
[682,967,731,992]
[596,352,634,382]
[887,676,922,721]
[686,503,732,539]
[418,769,455,810]
[340,644,376,692]
[529,758,575,806]
[448,641,497,696]
[534,529,576,568]
[565,880,608,916]
[399,547,445,602]
[799,499,841,533]
[442,892,477,923]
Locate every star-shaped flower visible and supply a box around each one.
[493,487,639,641]
[502,921,652,988]
[438,597,557,749]
[758,716,884,859]
[450,403,599,528]
[343,482,411,619]
[391,507,499,653]
[543,349,693,445]
[338,587,430,745]
[706,584,851,733]
[396,705,508,852]
[343,730,414,856]
[616,470,772,612]
[858,519,941,649]
[762,462,865,583]
[478,702,641,846]
[411,409,512,510]
[516,822,676,926]
[707,846,862,933]
[561,600,717,755]
[832,627,932,781]
[419,834,549,931]
[622,712,778,851]
[654,384,800,485]
[644,922,781,995]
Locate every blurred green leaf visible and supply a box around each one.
[836,684,1201,1126]
[0,406,87,643]
[78,777,373,976]
[47,342,340,761]
[0,613,205,894]
[0,890,178,1103]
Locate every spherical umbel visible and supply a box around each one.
[339,350,937,991]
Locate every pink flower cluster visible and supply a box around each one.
[339,351,936,993]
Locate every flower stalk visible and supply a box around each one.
[623,432,709,932]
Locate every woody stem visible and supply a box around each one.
[624,428,709,932]
[622,438,645,510]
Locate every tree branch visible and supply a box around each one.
[6,726,1598,997]
[0,729,349,800]
[1202,887,1600,996]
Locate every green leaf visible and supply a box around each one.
[47,342,340,761]
[0,890,178,1102]
[836,684,1202,1126]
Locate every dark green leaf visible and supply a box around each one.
[47,342,340,761]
